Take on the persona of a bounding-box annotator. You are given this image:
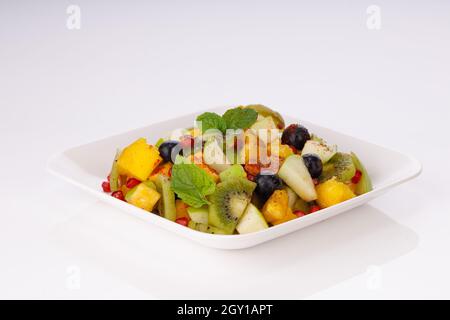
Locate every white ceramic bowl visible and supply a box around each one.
[47,107,422,249]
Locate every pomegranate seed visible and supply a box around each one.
[351,170,363,184]
[126,178,141,189]
[101,181,111,193]
[294,210,306,217]
[312,178,319,185]
[247,174,255,182]
[310,205,321,213]
[176,217,189,226]
[107,174,111,182]
[111,190,125,201]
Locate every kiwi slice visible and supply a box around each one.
[319,152,356,183]
[155,175,177,221]
[208,178,256,234]
[187,221,228,234]
[243,104,285,129]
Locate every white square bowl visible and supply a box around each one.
[47,107,422,249]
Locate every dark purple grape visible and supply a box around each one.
[302,154,323,178]
[158,141,180,163]
[281,124,310,151]
[255,174,284,201]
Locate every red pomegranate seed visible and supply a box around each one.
[312,178,319,185]
[310,205,321,213]
[294,210,306,217]
[176,217,189,227]
[126,178,141,189]
[101,181,111,192]
[247,174,255,182]
[111,190,125,201]
[351,170,363,184]
[107,174,111,182]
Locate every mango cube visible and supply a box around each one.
[117,138,162,181]
[262,189,289,223]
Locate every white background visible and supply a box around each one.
[1,0,449,299]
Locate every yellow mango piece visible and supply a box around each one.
[279,144,294,159]
[125,183,161,212]
[262,189,289,223]
[272,207,297,226]
[117,138,162,181]
[316,178,355,208]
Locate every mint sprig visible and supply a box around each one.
[196,107,258,133]
[171,163,216,208]
[196,112,227,133]
[222,107,258,130]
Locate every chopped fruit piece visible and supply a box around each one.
[209,178,256,234]
[155,175,177,221]
[301,139,337,164]
[320,152,356,183]
[175,200,190,219]
[284,186,299,209]
[117,138,162,181]
[351,170,362,184]
[262,189,289,223]
[125,183,161,211]
[236,204,269,234]
[243,104,285,129]
[293,197,310,213]
[126,178,141,189]
[294,210,307,217]
[310,205,321,213]
[220,164,247,182]
[111,190,125,201]
[188,221,228,234]
[195,163,220,183]
[109,150,121,192]
[175,217,189,226]
[272,208,297,225]
[351,152,373,195]
[278,155,317,202]
[244,163,261,176]
[101,181,111,193]
[149,162,173,182]
[316,178,355,208]
[203,139,231,173]
[279,144,294,159]
[187,206,209,225]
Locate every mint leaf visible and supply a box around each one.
[171,163,216,208]
[196,112,227,133]
[222,107,258,130]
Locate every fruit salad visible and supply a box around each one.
[101,105,373,235]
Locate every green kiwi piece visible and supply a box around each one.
[243,104,285,129]
[208,178,256,234]
[188,221,228,234]
[319,152,356,183]
[155,175,176,221]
